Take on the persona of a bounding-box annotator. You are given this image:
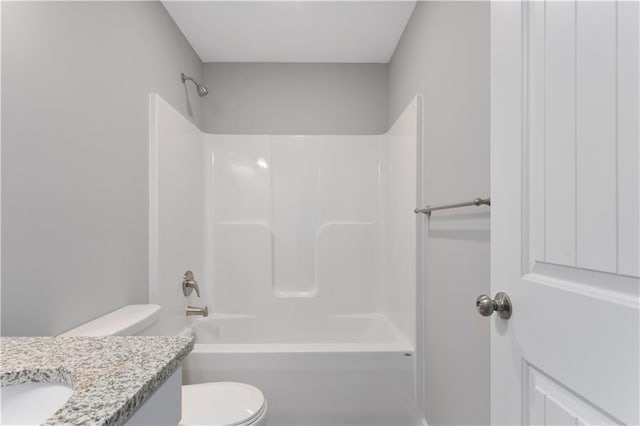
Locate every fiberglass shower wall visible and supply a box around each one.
[150,94,420,345]
[204,134,382,318]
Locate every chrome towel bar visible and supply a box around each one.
[414,197,490,216]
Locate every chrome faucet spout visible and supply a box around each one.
[186,306,208,317]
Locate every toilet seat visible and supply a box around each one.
[180,382,266,426]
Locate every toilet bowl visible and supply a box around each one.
[61,305,268,426]
[181,382,267,426]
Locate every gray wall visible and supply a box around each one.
[2,1,203,336]
[3,5,491,423]
[388,2,490,425]
[201,63,388,134]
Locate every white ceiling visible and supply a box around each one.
[162,1,416,63]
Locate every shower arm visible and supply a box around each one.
[180,72,208,97]
[180,73,195,84]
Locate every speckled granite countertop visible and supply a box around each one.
[0,336,194,426]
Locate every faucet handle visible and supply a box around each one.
[182,270,200,297]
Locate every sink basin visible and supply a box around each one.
[1,382,74,425]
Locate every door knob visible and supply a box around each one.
[476,292,512,319]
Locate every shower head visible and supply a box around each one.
[196,84,208,97]
[181,73,208,97]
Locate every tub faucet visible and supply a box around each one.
[186,305,208,317]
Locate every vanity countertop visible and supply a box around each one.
[0,335,194,425]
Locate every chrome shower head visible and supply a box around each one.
[196,83,208,97]
[181,73,208,97]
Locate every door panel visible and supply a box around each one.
[491,1,639,424]
[520,270,638,423]
[526,364,623,425]
[529,0,639,276]
[543,0,576,267]
[574,2,618,273]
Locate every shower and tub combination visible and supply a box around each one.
[148,92,422,424]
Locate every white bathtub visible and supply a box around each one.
[142,314,419,426]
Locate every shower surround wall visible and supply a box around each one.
[148,95,205,316]
[150,94,421,424]
[150,93,419,345]
[151,95,418,346]
[205,134,383,319]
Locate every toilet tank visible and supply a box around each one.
[59,304,162,337]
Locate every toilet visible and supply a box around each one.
[181,382,267,426]
[60,304,268,426]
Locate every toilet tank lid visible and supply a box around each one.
[59,304,162,337]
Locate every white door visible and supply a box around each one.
[490,1,639,425]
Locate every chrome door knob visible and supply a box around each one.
[476,292,512,319]
[476,295,495,316]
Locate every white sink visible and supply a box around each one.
[1,382,74,425]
